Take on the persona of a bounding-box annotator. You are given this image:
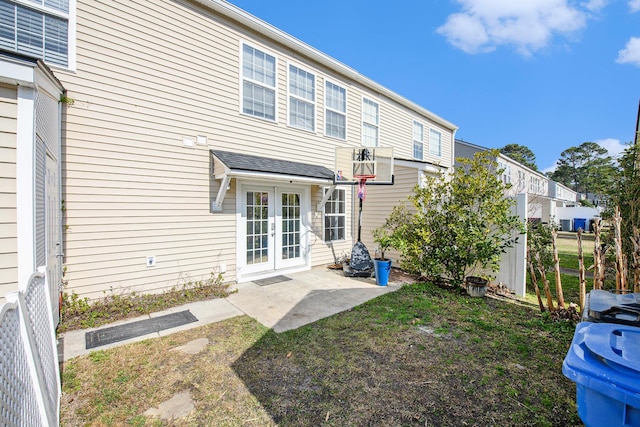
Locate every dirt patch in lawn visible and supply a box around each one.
[61,282,580,426]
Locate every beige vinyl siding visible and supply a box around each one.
[0,84,18,299]
[56,0,455,297]
[375,96,454,167]
[309,185,354,266]
[360,164,422,261]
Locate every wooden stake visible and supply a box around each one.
[613,206,626,292]
[527,247,545,312]
[632,227,640,293]
[592,218,604,290]
[577,229,587,313]
[535,251,555,312]
[593,219,602,289]
[551,229,565,308]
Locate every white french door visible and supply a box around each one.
[239,184,309,277]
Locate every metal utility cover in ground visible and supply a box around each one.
[85,311,198,349]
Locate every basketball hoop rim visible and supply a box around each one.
[353,174,376,180]
[332,175,394,185]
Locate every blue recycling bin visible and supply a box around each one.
[562,322,640,427]
[574,218,587,232]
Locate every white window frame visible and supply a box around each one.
[429,128,441,157]
[497,160,511,184]
[324,79,347,140]
[530,176,541,194]
[518,170,526,191]
[362,97,379,147]
[287,62,316,132]
[240,41,278,122]
[413,121,424,160]
[1,0,77,70]
[323,187,346,242]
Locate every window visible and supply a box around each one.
[288,64,315,131]
[0,0,71,67]
[530,176,541,194]
[429,129,441,156]
[362,97,379,147]
[242,43,276,120]
[517,170,526,191]
[324,188,345,241]
[497,161,511,184]
[325,81,346,139]
[413,121,424,160]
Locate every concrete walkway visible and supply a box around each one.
[60,266,409,361]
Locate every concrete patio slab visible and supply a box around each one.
[60,266,408,360]
[227,268,400,332]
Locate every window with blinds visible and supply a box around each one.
[324,188,345,241]
[288,64,315,131]
[325,81,346,139]
[362,98,379,147]
[413,121,424,160]
[0,0,70,67]
[242,43,277,121]
[429,128,441,157]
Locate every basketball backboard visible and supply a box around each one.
[334,147,394,185]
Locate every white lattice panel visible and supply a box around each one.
[35,137,47,269]
[0,305,43,427]
[35,92,59,160]
[24,275,59,420]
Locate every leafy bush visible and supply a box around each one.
[527,221,555,271]
[58,272,233,332]
[386,150,525,286]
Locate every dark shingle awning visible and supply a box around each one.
[211,150,334,182]
[210,150,335,211]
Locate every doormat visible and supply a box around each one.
[253,275,292,286]
[85,310,198,349]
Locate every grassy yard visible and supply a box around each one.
[524,234,599,309]
[555,233,595,272]
[60,281,580,426]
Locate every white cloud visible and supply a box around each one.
[596,138,627,158]
[542,160,558,174]
[437,0,591,56]
[616,37,640,66]
[630,0,640,12]
[582,0,609,12]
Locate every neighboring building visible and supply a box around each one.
[454,139,577,224]
[0,52,64,316]
[0,0,456,299]
[583,192,610,210]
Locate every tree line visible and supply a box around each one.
[498,142,620,201]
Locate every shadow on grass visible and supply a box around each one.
[232,282,582,426]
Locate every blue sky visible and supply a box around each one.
[226,0,639,172]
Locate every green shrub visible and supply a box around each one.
[387,150,525,286]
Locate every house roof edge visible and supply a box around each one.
[194,0,457,131]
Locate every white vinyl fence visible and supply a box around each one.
[0,272,60,426]
[497,193,528,297]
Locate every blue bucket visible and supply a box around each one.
[374,259,392,286]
